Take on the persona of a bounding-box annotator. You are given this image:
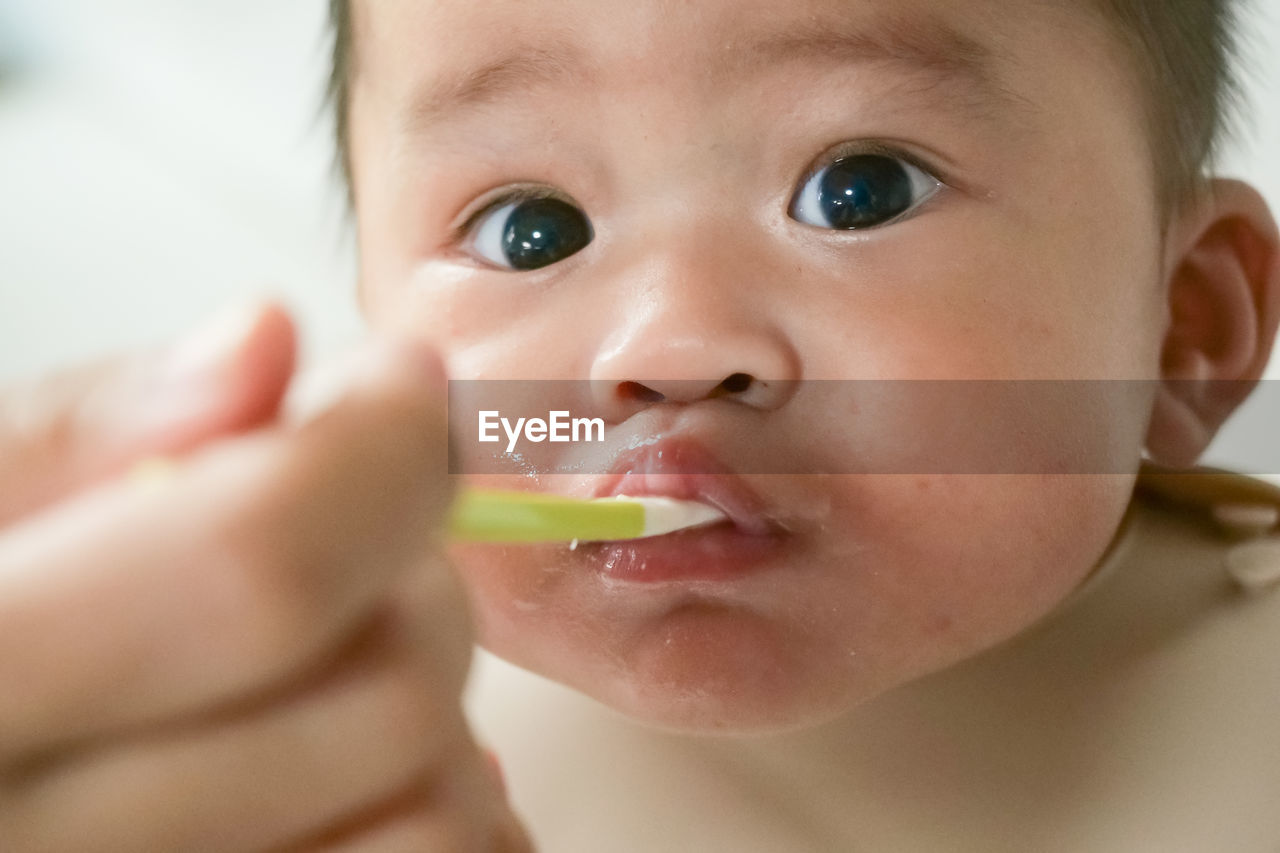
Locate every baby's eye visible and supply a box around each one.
[462,194,594,271]
[789,152,942,231]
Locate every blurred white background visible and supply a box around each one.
[1,0,1278,469]
[0,0,360,376]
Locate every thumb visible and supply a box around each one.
[0,300,296,527]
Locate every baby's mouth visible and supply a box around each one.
[589,438,785,538]
[575,440,792,584]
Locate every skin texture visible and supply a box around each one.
[0,310,531,849]
[348,0,1280,734]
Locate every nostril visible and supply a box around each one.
[618,381,666,403]
[717,373,753,395]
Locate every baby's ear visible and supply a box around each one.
[1146,178,1280,467]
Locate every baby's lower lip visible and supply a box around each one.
[580,521,788,583]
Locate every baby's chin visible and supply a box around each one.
[478,604,897,735]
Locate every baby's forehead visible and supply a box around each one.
[347,0,1153,205]
[361,0,1067,131]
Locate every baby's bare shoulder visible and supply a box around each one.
[1033,463,1280,849]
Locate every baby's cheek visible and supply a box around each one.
[449,544,561,634]
[853,474,1131,673]
[450,543,613,685]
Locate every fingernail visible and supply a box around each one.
[162,302,265,383]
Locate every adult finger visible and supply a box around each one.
[2,585,472,853]
[0,301,296,528]
[284,748,534,853]
[0,336,452,758]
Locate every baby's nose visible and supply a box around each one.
[584,195,801,418]
[618,372,763,404]
[591,371,793,422]
[588,318,798,417]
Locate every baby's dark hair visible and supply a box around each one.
[326,0,1247,225]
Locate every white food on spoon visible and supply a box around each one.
[611,495,730,538]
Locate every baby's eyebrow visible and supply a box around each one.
[745,15,1035,122]
[406,44,588,130]
[402,12,1037,137]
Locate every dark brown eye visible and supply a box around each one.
[467,196,593,270]
[791,153,941,230]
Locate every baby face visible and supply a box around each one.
[349,0,1168,731]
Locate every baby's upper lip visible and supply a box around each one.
[591,439,781,536]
